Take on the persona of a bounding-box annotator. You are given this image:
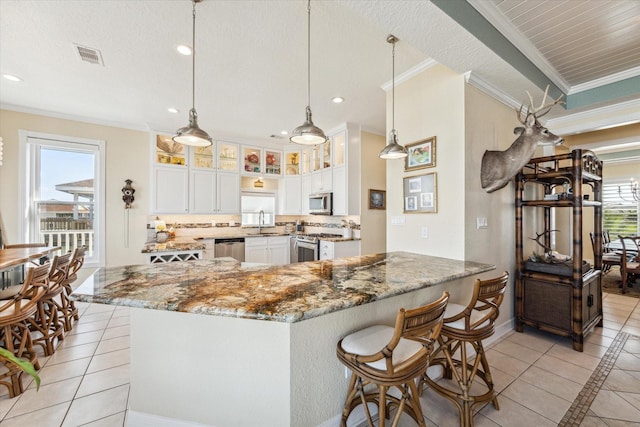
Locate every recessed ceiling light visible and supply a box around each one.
[2,74,23,82]
[332,97,344,103]
[168,108,180,114]
[176,45,192,56]
[280,130,289,135]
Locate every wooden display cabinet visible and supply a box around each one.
[515,149,604,352]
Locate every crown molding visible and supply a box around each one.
[466,0,571,94]
[568,66,640,95]
[0,103,151,132]
[463,71,521,110]
[544,98,640,135]
[381,58,439,92]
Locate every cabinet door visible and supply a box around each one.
[190,170,216,214]
[332,166,346,215]
[301,175,312,214]
[319,241,334,260]
[217,141,239,172]
[243,146,263,174]
[154,167,188,213]
[321,169,333,192]
[283,177,302,214]
[217,172,240,214]
[244,238,268,263]
[333,130,346,166]
[265,150,282,176]
[268,237,290,265]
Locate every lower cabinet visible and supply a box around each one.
[245,236,290,265]
[319,240,361,260]
[518,270,602,348]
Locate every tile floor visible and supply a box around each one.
[0,293,638,426]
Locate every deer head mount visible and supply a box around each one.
[481,86,564,193]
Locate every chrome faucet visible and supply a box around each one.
[258,210,264,234]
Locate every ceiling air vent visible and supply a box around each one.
[74,44,104,66]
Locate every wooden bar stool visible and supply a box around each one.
[28,253,71,356]
[59,247,85,331]
[419,272,508,427]
[337,292,449,427]
[0,264,48,397]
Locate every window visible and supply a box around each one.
[241,192,276,228]
[602,180,639,237]
[19,132,105,267]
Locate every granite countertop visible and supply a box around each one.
[72,252,494,323]
[141,238,206,253]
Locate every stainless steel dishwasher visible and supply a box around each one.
[214,238,245,262]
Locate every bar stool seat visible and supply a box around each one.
[337,292,449,427]
[420,272,509,427]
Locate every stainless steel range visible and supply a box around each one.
[290,233,341,262]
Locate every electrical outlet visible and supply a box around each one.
[421,227,428,238]
[476,217,488,229]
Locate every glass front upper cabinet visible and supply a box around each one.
[218,142,239,171]
[285,151,300,175]
[265,150,282,176]
[322,140,331,169]
[301,149,311,174]
[243,146,263,174]
[155,134,186,166]
[192,145,215,169]
[333,131,345,166]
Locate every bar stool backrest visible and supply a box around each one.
[0,264,49,320]
[65,247,86,284]
[445,272,509,338]
[48,253,72,289]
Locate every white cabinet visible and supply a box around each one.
[217,172,240,214]
[154,167,188,213]
[152,134,240,214]
[301,175,312,214]
[311,169,332,193]
[332,166,346,216]
[281,176,302,214]
[329,124,361,216]
[245,236,290,265]
[190,170,216,214]
[319,240,361,260]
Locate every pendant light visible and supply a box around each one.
[290,0,328,146]
[173,0,212,147]
[379,35,408,159]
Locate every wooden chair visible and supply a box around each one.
[59,247,85,331]
[590,232,621,274]
[618,236,640,294]
[28,253,71,356]
[0,264,48,397]
[336,292,449,427]
[419,272,509,427]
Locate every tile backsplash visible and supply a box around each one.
[147,214,360,241]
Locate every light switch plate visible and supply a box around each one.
[422,227,428,238]
[391,216,405,226]
[476,217,488,229]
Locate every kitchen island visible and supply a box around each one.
[72,252,495,427]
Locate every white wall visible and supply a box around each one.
[359,131,386,254]
[386,65,466,259]
[0,109,149,267]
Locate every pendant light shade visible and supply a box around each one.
[291,0,327,146]
[173,0,212,147]
[379,35,407,160]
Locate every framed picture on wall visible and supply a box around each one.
[369,189,386,210]
[404,136,436,172]
[403,172,437,213]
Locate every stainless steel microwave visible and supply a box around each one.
[309,192,332,215]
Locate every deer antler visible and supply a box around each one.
[525,85,564,119]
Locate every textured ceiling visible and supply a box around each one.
[0,0,638,145]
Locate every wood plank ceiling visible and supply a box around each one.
[473,0,640,88]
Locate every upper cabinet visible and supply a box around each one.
[242,146,283,177]
[218,142,239,172]
[243,146,263,174]
[264,149,282,176]
[285,150,300,176]
[151,134,240,214]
